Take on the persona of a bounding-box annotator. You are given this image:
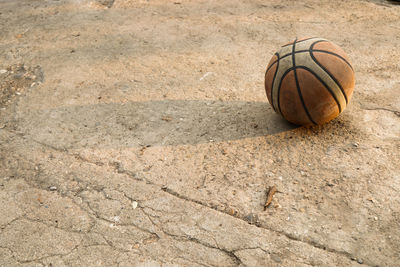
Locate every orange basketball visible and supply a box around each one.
[264,37,355,125]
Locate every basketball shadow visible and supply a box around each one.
[18,100,297,149]
[387,0,400,5]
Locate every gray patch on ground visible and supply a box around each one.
[96,0,115,8]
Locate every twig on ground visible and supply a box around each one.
[264,185,277,211]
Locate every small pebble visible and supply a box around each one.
[353,143,359,147]
[132,201,138,209]
[271,254,281,263]
[227,208,236,216]
[49,186,57,191]
[245,213,258,224]
[357,258,363,264]
[0,69,7,74]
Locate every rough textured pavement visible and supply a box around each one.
[0,0,399,266]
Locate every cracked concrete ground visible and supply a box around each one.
[0,0,399,266]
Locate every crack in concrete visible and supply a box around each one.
[0,246,20,266]
[15,244,79,265]
[109,160,149,183]
[139,208,243,266]
[362,107,400,117]
[0,159,250,266]
[160,187,372,266]
[1,128,69,153]
[1,130,373,266]
[100,234,131,254]
[0,215,87,242]
[186,237,244,266]
[0,216,26,231]
[0,167,98,234]
[74,187,162,239]
[1,194,155,262]
[234,247,315,267]
[22,216,89,235]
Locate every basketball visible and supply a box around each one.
[264,37,355,125]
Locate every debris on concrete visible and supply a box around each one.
[264,185,277,210]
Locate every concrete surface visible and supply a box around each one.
[0,0,399,266]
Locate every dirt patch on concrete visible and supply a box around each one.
[0,64,43,108]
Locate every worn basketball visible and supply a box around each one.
[264,37,355,125]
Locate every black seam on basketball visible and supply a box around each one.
[266,52,279,73]
[312,50,354,71]
[296,66,342,113]
[309,42,348,105]
[308,40,354,71]
[267,50,310,71]
[276,67,295,114]
[278,66,342,111]
[309,40,328,46]
[281,37,318,47]
[292,39,317,125]
[270,40,353,72]
[266,61,277,72]
[270,53,280,111]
